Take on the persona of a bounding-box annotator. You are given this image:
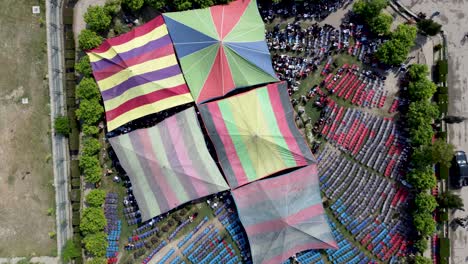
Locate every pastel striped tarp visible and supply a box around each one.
[199,82,315,188]
[232,165,337,264]
[108,107,229,220]
[87,16,193,131]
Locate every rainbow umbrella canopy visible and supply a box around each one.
[108,107,229,221]
[232,165,337,264]
[199,82,315,188]
[87,16,193,131]
[163,0,278,104]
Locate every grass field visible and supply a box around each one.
[0,0,56,257]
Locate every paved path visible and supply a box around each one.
[46,0,72,257]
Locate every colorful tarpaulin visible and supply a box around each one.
[232,165,337,264]
[108,107,229,221]
[87,16,193,131]
[163,0,278,103]
[199,82,315,188]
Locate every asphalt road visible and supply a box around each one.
[46,0,72,257]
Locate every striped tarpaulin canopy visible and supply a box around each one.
[87,16,194,131]
[163,0,278,104]
[232,165,337,264]
[109,107,229,220]
[199,82,315,188]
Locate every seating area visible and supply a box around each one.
[317,149,412,262]
[316,102,410,179]
[104,193,121,263]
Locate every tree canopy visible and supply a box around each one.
[75,55,93,77]
[82,137,102,157]
[84,6,112,32]
[173,0,193,10]
[86,189,107,207]
[104,0,122,16]
[413,212,436,236]
[353,0,388,19]
[377,24,417,65]
[417,19,442,36]
[407,100,439,127]
[146,0,167,9]
[369,13,393,35]
[76,99,104,126]
[408,64,429,81]
[408,78,437,101]
[376,39,409,65]
[411,146,433,170]
[392,24,418,46]
[414,192,438,213]
[79,155,102,184]
[54,116,71,136]
[83,125,100,136]
[76,77,100,100]
[414,237,428,253]
[430,139,454,168]
[83,232,108,257]
[438,191,464,210]
[86,258,107,264]
[78,29,103,51]
[123,0,144,11]
[409,121,434,147]
[407,168,437,190]
[80,207,107,235]
[413,255,432,264]
[62,239,81,262]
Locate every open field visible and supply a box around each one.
[0,0,56,257]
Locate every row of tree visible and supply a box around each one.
[352,0,392,36]
[376,23,418,65]
[80,189,108,261]
[404,64,457,260]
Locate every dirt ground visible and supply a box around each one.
[0,0,56,257]
[399,0,468,263]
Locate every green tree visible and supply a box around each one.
[83,232,108,257]
[414,192,438,213]
[123,0,144,11]
[79,154,100,171]
[407,101,439,127]
[413,212,436,236]
[80,207,107,235]
[353,0,388,19]
[104,0,122,15]
[75,55,93,77]
[84,6,112,32]
[414,237,428,253]
[86,189,107,207]
[85,164,102,184]
[83,125,100,136]
[417,19,442,36]
[408,78,437,101]
[82,138,101,156]
[194,0,214,8]
[146,0,166,9]
[76,77,100,100]
[86,258,107,264]
[376,39,409,65]
[173,0,192,10]
[62,239,81,262]
[76,99,104,125]
[407,168,437,190]
[392,24,418,46]
[409,122,434,147]
[438,191,464,210]
[369,13,392,35]
[411,146,433,170]
[54,116,71,136]
[408,64,429,81]
[413,255,432,264]
[430,139,454,168]
[78,29,103,51]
